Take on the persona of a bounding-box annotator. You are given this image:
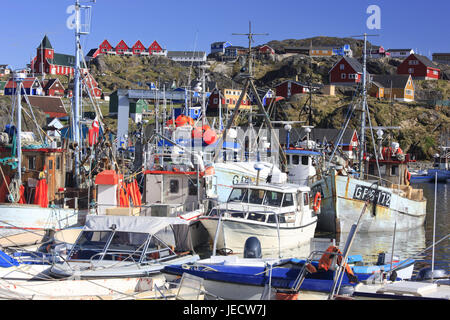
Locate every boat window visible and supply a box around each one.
[188,179,197,196]
[292,155,300,165]
[28,156,36,170]
[263,190,283,207]
[248,189,265,205]
[56,156,61,170]
[102,231,148,261]
[301,156,309,165]
[267,214,286,224]
[282,193,294,207]
[228,188,247,202]
[303,193,309,206]
[144,235,173,261]
[68,231,112,260]
[247,212,266,222]
[169,179,179,193]
[230,211,245,218]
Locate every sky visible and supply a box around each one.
[1,0,449,70]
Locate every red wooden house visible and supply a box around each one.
[115,40,130,55]
[42,78,65,97]
[131,40,146,55]
[99,39,114,54]
[329,56,363,85]
[275,80,312,99]
[82,73,102,99]
[397,54,440,80]
[148,40,164,55]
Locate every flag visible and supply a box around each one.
[262,89,274,106]
[88,116,99,147]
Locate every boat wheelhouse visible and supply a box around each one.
[200,182,318,253]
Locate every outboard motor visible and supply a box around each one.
[414,267,448,281]
[243,237,262,259]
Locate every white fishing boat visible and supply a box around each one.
[200,169,319,253]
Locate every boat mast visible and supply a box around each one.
[359,33,368,178]
[13,72,26,183]
[72,0,82,186]
[72,0,94,187]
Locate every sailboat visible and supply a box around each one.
[310,34,427,233]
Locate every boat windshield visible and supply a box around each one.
[68,231,113,260]
[263,190,283,207]
[248,189,265,205]
[102,231,149,261]
[228,188,248,202]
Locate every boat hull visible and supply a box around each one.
[312,172,427,233]
[200,217,317,253]
[0,274,166,300]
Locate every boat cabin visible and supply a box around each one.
[0,145,66,204]
[210,183,312,225]
[67,215,191,263]
[285,149,321,186]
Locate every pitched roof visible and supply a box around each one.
[343,56,363,73]
[5,77,41,89]
[37,35,53,50]
[371,74,412,89]
[48,53,75,67]
[86,48,99,57]
[25,96,67,118]
[412,54,439,68]
[42,78,65,91]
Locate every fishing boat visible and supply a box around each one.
[162,239,414,300]
[199,170,318,254]
[352,267,450,300]
[310,35,427,233]
[0,72,81,240]
[427,145,449,182]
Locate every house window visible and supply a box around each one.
[56,156,61,170]
[433,70,438,75]
[408,68,414,73]
[341,73,346,79]
[405,89,413,96]
[391,165,398,176]
[340,64,345,70]
[169,179,179,194]
[213,98,218,104]
[28,156,36,170]
[408,60,418,65]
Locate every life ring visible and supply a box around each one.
[313,192,321,213]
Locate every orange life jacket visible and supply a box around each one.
[317,246,357,282]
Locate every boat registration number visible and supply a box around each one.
[353,185,391,207]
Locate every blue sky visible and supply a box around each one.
[2,0,449,70]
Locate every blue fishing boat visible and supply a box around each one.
[162,242,415,300]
